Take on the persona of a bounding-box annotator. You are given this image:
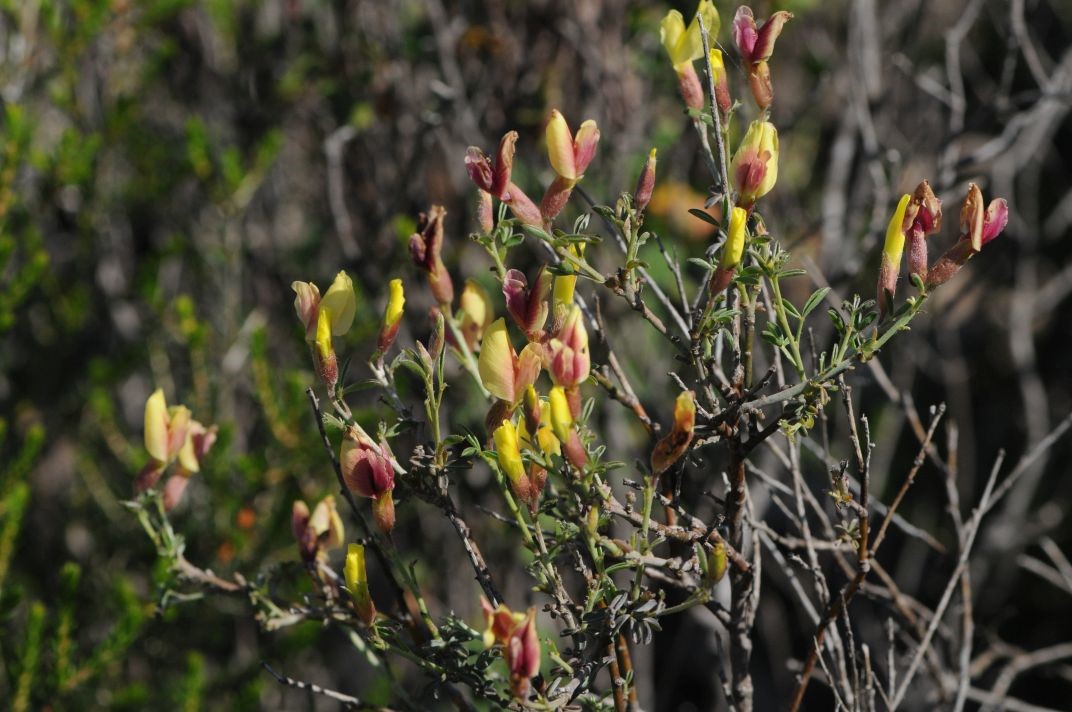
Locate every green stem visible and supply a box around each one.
[770,274,806,378]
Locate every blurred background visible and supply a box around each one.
[1,0,1071,709]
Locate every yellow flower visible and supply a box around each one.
[545,111,600,183]
[384,278,405,327]
[731,120,779,206]
[660,0,720,70]
[720,206,748,269]
[493,419,526,485]
[315,308,333,360]
[345,543,376,625]
[548,386,573,444]
[477,318,542,405]
[882,194,912,268]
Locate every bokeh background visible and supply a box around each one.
[2,0,1071,709]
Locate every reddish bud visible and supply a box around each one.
[676,63,705,111]
[635,149,657,213]
[464,147,494,193]
[492,131,518,197]
[477,189,494,233]
[502,182,543,227]
[503,267,551,341]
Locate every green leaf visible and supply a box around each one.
[688,208,720,227]
[777,268,807,279]
[802,287,831,318]
[687,257,714,272]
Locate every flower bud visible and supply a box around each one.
[635,149,657,213]
[522,385,541,437]
[903,180,943,280]
[710,206,748,294]
[733,6,792,110]
[494,419,536,507]
[345,543,377,625]
[877,194,911,317]
[651,391,697,476]
[573,120,600,177]
[507,610,541,699]
[550,385,587,469]
[545,110,578,182]
[410,206,454,306]
[547,306,590,388]
[465,147,494,193]
[540,175,574,222]
[291,281,321,341]
[503,267,550,341]
[706,540,728,585]
[377,278,406,354]
[492,131,517,197]
[731,121,778,208]
[710,50,732,118]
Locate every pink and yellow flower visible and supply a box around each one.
[477,318,543,408]
[731,120,779,208]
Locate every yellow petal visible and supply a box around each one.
[660,10,688,66]
[493,420,526,484]
[321,271,356,336]
[177,430,200,472]
[144,388,169,462]
[681,0,721,67]
[548,386,572,443]
[315,308,334,360]
[709,48,726,83]
[478,318,517,402]
[536,426,561,457]
[883,194,912,267]
[344,543,367,593]
[545,110,578,181]
[384,278,405,327]
[460,279,492,330]
[756,122,779,198]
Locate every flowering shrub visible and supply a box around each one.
[123,3,1018,709]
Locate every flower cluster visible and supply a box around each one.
[481,598,541,699]
[292,271,357,391]
[878,181,1008,314]
[134,388,216,510]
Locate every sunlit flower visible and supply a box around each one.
[731,120,779,208]
[877,194,911,317]
[477,318,543,407]
[710,206,748,295]
[660,0,720,111]
[459,279,493,350]
[376,278,406,354]
[541,111,600,221]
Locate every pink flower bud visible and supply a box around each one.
[162,472,191,511]
[492,131,518,197]
[476,189,494,233]
[540,175,574,222]
[410,206,454,306]
[676,63,705,112]
[635,149,657,213]
[903,180,942,280]
[464,147,494,193]
[507,610,541,699]
[503,267,551,340]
